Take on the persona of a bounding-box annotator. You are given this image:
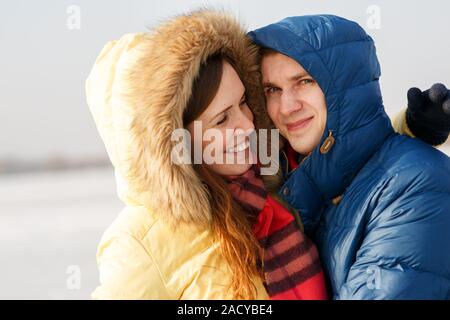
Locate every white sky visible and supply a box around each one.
[1,0,449,162]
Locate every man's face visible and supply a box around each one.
[261,52,327,155]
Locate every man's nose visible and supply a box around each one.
[280,89,303,116]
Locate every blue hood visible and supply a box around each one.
[249,15,395,230]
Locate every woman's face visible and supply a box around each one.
[186,60,255,176]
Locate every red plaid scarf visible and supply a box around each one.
[226,165,328,300]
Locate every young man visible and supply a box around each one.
[249,15,450,299]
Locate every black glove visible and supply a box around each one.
[406,83,450,145]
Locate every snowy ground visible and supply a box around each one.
[0,145,448,300]
[0,167,122,299]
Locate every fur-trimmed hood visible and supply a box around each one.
[85,10,266,227]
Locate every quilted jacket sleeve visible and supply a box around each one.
[336,164,450,300]
[91,231,173,299]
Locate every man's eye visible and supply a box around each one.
[266,87,279,94]
[299,78,315,85]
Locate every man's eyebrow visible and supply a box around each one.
[263,72,310,88]
[263,81,278,88]
[288,72,309,81]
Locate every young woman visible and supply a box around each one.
[86,10,328,300]
[86,10,447,299]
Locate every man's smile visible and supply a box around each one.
[286,116,314,133]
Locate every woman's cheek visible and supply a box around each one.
[245,107,254,123]
[202,130,226,163]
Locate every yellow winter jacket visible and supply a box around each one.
[86,10,414,300]
[86,10,268,299]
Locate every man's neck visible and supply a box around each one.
[285,143,309,172]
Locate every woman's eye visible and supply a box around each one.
[240,99,247,106]
[216,115,227,125]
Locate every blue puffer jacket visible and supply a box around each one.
[249,15,450,299]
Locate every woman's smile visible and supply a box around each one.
[225,139,250,154]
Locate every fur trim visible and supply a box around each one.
[86,9,268,227]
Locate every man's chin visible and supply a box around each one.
[288,138,312,155]
[286,135,302,150]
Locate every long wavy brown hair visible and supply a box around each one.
[183,53,264,299]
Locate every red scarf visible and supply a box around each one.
[226,165,328,300]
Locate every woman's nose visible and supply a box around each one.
[236,107,255,131]
[238,115,255,133]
